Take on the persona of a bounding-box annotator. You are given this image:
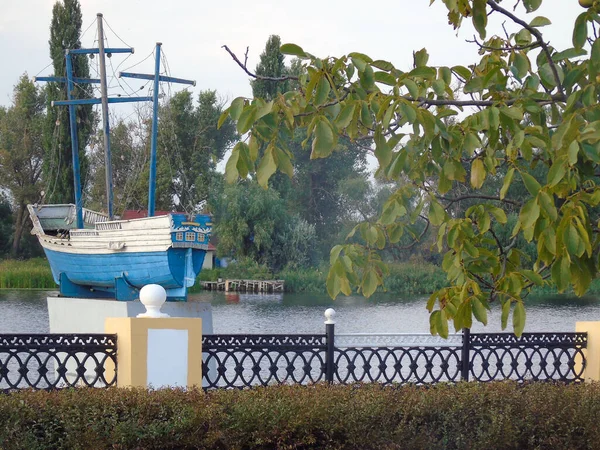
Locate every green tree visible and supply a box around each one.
[251,35,290,100]
[222,0,600,335]
[245,36,370,258]
[87,118,152,215]
[211,180,316,270]
[0,76,46,257]
[43,0,94,204]
[159,90,237,212]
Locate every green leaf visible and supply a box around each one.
[326,272,341,299]
[522,270,544,286]
[573,13,588,50]
[374,132,392,167]
[501,300,511,330]
[372,59,394,71]
[515,29,532,47]
[552,47,587,62]
[403,79,419,98]
[432,79,446,96]
[311,117,335,159]
[229,97,245,121]
[351,57,367,73]
[452,65,472,80]
[413,48,429,68]
[472,298,488,326]
[500,106,523,121]
[429,200,446,226]
[400,102,417,124]
[547,159,567,186]
[330,245,343,265]
[538,191,557,222]
[374,71,397,86]
[519,198,540,230]
[564,223,581,256]
[472,0,487,40]
[520,172,541,196]
[314,76,331,105]
[529,16,551,27]
[335,103,356,129]
[236,106,257,134]
[362,269,379,298]
[513,302,526,337]
[500,168,515,200]
[470,159,486,189]
[408,67,437,79]
[274,146,294,178]
[539,64,559,87]
[513,53,530,79]
[359,65,375,89]
[523,0,541,12]
[280,43,306,57]
[551,256,570,292]
[218,108,230,129]
[256,146,277,188]
[464,77,483,93]
[225,145,240,184]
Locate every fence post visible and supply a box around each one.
[461,327,470,381]
[324,308,336,383]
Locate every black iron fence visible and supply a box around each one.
[0,334,117,391]
[202,319,587,389]
[0,317,588,391]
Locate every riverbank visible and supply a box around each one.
[3,258,600,297]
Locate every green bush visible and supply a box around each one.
[2,382,600,449]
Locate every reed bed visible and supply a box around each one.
[0,258,55,289]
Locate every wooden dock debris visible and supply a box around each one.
[200,279,284,293]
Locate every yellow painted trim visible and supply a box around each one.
[576,322,600,382]
[105,317,203,388]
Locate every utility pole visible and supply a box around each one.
[96,13,114,220]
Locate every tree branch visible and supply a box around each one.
[466,35,541,52]
[486,0,565,99]
[222,45,299,82]
[439,194,521,207]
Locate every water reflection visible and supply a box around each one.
[1,289,599,335]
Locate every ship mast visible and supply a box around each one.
[37,14,194,223]
[96,14,114,220]
[119,45,195,217]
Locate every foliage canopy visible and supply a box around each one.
[220,0,600,336]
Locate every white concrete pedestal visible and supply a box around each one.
[47,296,213,334]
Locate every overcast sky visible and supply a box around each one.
[0,0,583,112]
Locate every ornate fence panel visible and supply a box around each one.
[0,334,117,391]
[334,333,462,384]
[202,334,327,389]
[468,332,587,382]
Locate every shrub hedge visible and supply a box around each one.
[2,382,600,449]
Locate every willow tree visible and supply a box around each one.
[220,0,600,336]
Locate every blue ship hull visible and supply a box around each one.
[43,247,206,301]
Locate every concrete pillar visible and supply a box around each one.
[105,316,202,388]
[576,321,600,382]
[104,284,203,388]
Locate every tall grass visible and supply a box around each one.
[0,258,55,289]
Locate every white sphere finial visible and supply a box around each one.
[137,284,170,318]
[324,308,336,324]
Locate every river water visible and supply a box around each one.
[1,289,600,335]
